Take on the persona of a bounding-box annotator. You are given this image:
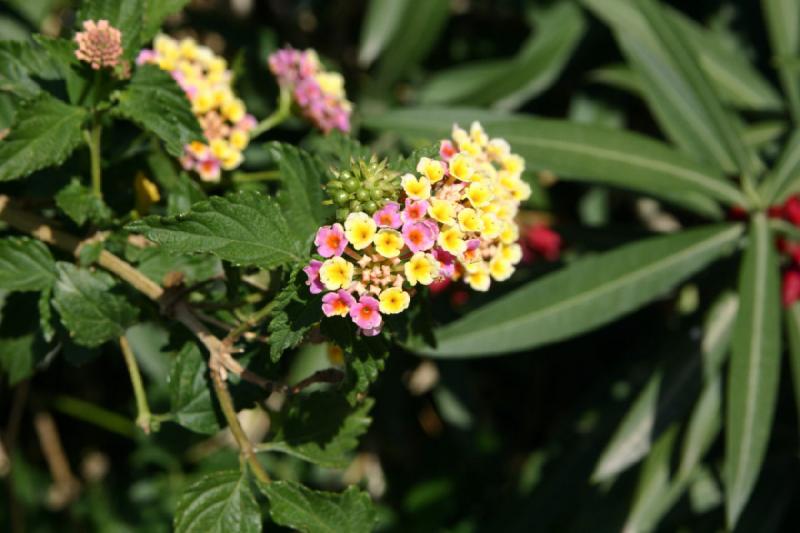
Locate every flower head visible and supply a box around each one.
[373,201,402,228]
[322,290,355,317]
[374,229,404,258]
[319,257,354,290]
[379,287,410,314]
[401,174,431,201]
[402,199,430,223]
[402,221,437,253]
[350,295,382,331]
[405,252,440,286]
[344,212,377,250]
[74,20,123,70]
[315,223,347,258]
[303,260,325,294]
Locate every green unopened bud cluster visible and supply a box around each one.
[325,156,400,220]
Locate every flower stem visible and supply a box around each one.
[119,335,153,433]
[250,87,291,139]
[231,170,281,183]
[85,120,103,199]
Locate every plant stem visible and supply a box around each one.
[231,170,281,183]
[119,335,153,433]
[250,87,291,139]
[52,395,136,438]
[226,299,280,344]
[741,173,764,210]
[85,121,103,199]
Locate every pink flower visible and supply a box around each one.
[314,223,347,257]
[136,49,156,65]
[322,290,355,317]
[402,221,437,253]
[440,140,456,161]
[462,238,481,263]
[74,19,123,70]
[303,260,324,294]
[432,247,456,278]
[373,202,402,229]
[350,295,382,331]
[401,199,429,223]
[361,325,382,336]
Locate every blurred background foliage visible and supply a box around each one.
[1,0,799,531]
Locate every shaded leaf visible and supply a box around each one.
[142,0,191,43]
[0,237,56,292]
[267,269,322,363]
[174,470,261,533]
[358,0,409,67]
[55,178,112,226]
[169,342,219,434]
[763,0,800,122]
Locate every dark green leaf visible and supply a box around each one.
[0,334,42,385]
[262,481,377,533]
[420,224,743,357]
[761,129,800,204]
[322,321,389,404]
[725,213,781,529]
[0,39,69,97]
[0,92,87,182]
[358,0,409,67]
[267,269,322,363]
[263,392,373,468]
[51,262,138,348]
[174,470,261,533]
[130,246,222,285]
[114,65,204,157]
[763,0,800,122]
[127,190,309,269]
[0,237,56,292]
[142,0,191,43]
[169,342,219,434]
[55,178,112,226]
[362,108,746,213]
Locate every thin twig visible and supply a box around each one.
[119,335,152,433]
[289,368,345,395]
[33,411,81,509]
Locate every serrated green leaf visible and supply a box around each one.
[55,179,112,226]
[0,334,41,385]
[0,237,56,292]
[127,190,309,269]
[583,0,760,176]
[77,0,143,61]
[262,481,377,533]
[114,65,203,157]
[174,470,261,533]
[262,392,373,468]
[169,342,220,434]
[0,92,86,182]
[271,143,330,248]
[362,108,746,214]
[419,3,585,110]
[763,0,800,122]
[267,269,322,363]
[593,292,737,481]
[131,246,222,285]
[0,39,68,97]
[51,262,138,348]
[420,224,742,357]
[725,213,781,529]
[142,0,191,43]
[358,0,409,67]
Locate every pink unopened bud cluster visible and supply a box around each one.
[74,20,123,70]
[268,47,352,134]
[304,122,531,336]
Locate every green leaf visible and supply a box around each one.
[77,0,144,61]
[761,129,800,204]
[358,0,409,67]
[0,92,86,182]
[0,237,56,292]
[130,246,222,285]
[0,39,69,97]
[114,65,204,157]
[763,0,800,122]
[142,0,191,43]
[174,470,261,533]
[262,392,373,468]
[169,342,219,434]
[262,481,377,533]
[420,224,743,357]
[51,262,138,348]
[322,321,389,404]
[785,303,800,435]
[419,3,585,110]
[0,334,43,385]
[267,269,322,363]
[127,190,309,269]
[55,178,112,226]
[271,143,330,248]
[725,213,781,529]
[583,0,759,175]
[592,292,737,481]
[375,0,449,84]
[362,108,747,213]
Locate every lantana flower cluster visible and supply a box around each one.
[304,121,531,335]
[268,47,352,133]
[137,35,255,182]
[74,19,124,70]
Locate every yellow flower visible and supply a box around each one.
[401,173,431,200]
[465,262,491,292]
[154,35,179,57]
[316,72,345,98]
[481,212,501,239]
[457,208,483,233]
[509,180,532,202]
[220,149,243,171]
[193,89,214,114]
[344,212,377,250]
[208,57,227,75]
[416,157,445,183]
[187,141,208,159]
[489,256,514,281]
[502,154,525,176]
[448,153,474,182]
[487,138,511,160]
[210,138,231,159]
[374,229,404,258]
[229,129,249,151]
[451,124,469,146]
[379,287,410,314]
[466,182,493,208]
[404,252,439,286]
[134,173,160,214]
[222,98,245,123]
[179,38,198,60]
[499,221,519,245]
[428,198,456,225]
[470,121,488,146]
[500,243,523,264]
[437,226,467,256]
[319,257,354,290]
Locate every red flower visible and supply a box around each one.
[782,270,800,307]
[526,224,561,261]
[784,196,800,226]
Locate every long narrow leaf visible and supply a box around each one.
[358,0,409,67]
[784,303,800,436]
[417,224,743,357]
[761,129,800,203]
[763,0,800,122]
[363,108,747,212]
[725,213,781,528]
